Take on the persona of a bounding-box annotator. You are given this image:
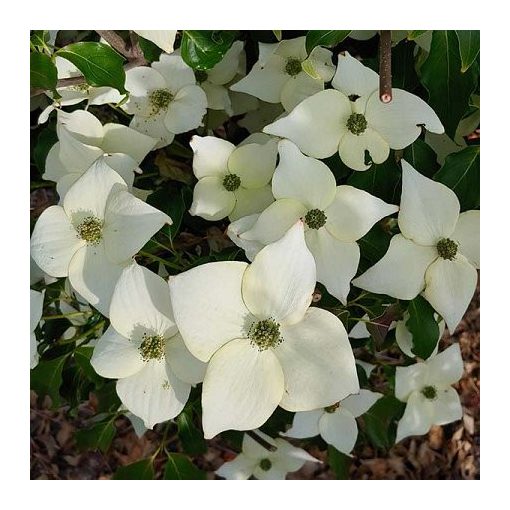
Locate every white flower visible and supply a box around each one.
[396,312,445,359]
[395,344,463,442]
[235,140,398,303]
[283,389,382,455]
[44,109,156,199]
[133,31,177,53]
[353,160,479,332]
[38,57,123,124]
[122,53,207,148]
[230,36,335,112]
[30,289,44,369]
[30,160,172,316]
[189,135,277,221]
[91,263,206,428]
[264,51,444,171]
[216,430,320,480]
[227,213,263,261]
[169,222,359,438]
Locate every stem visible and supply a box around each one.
[379,30,392,103]
[95,30,131,58]
[138,250,181,270]
[245,430,277,452]
[42,311,89,320]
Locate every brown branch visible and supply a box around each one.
[95,30,132,58]
[379,30,392,103]
[245,430,277,452]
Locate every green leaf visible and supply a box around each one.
[402,138,438,178]
[146,186,186,240]
[305,30,351,53]
[113,459,154,480]
[93,381,121,413]
[56,42,126,93]
[74,346,104,385]
[358,224,392,269]
[30,31,50,51]
[75,420,116,453]
[181,30,238,70]
[456,31,480,73]
[406,296,440,359]
[391,41,419,92]
[272,30,282,41]
[407,30,428,40]
[30,52,58,91]
[176,409,207,455]
[434,145,480,210]
[30,356,67,407]
[363,395,405,449]
[33,129,58,174]
[163,453,206,480]
[327,445,351,479]
[420,30,476,138]
[137,35,163,63]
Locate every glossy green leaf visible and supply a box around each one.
[74,346,104,385]
[30,52,58,91]
[305,30,351,53]
[176,409,207,455]
[181,30,238,70]
[164,453,206,480]
[406,296,440,359]
[391,41,419,92]
[403,138,438,178]
[434,145,480,211]
[57,42,126,92]
[420,30,476,139]
[407,30,428,40]
[358,224,392,269]
[113,459,154,480]
[30,356,67,407]
[363,395,405,449]
[75,420,116,453]
[456,31,480,73]
[146,186,187,240]
[327,445,351,479]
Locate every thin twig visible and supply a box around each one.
[245,430,277,452]
[95,30,131,58]
[379,30,392,103]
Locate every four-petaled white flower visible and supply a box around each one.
[169,222,359,439]
[283,389,382,455]
[30,289,44,369]
[44,110,156,199]
[91,263,206,428]
[216,430,320,480]
[133,31,177,54]
[395,344,464,442]
[353,160,479,332]
[189,134,277,221]
[264,52,444,171]
[122,53,207,148]
[396,311,444,359]
[231,140,398,303]
[30,160,172,316]
[231,36,335,112]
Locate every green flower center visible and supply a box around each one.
[249,318,283,351]
[305,209,327,230]
[195,70,208,84]
[346,113,368,135]
[421,385,438,400]
[222,173,241,191]
[436,238,458,260]
[71,83,91,92]
[149,88,173,115]
[285,58,302,77]
[259,458,272,471]
[139,333,165,362]
[324,402,340,413]
[76,216,103,245]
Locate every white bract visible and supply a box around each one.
[216,430,320,480]
[189,135,277,221]
[230,36,335,112]
[134,31,177,53]
[169,222,359,438]
[395,344,464,442]
[353,160,479,332]
[235,140,398,303]
[283,389,382,455]
[91,263,206,428]
[122,53,207,148]
[44,110,156,199]
[30,289,44,369]
[38,57,123,124]
[30,160,171,316]
[396,312,445,359]
[264,52,444,170]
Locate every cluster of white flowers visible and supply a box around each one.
[31,32,479,479]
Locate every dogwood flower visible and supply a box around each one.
[283,389,382,455]
[230,36,335,112]
[122,53,207,148]
[396,312,444,359]
[91,263,206,428]
[169,222,359,438]
[353,160,479,332]
[133,30,177,53]
[30,160,172,316]
[395,344,463,442]
[44,109,156,198]
[236,140,398,303]
[216,430,320,480]
[189,135,277,221]
[30,289,44,369]
[227,213,263,261]
[264,52,444,170]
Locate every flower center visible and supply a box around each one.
[305,209,327,230]
[421,385,438,400]
[285,58,302,77]
[149,88,173,115]
[436,238,458,260]
[71,83,91,92]
[348,94,360,102]
[249,318,283,351]
[324,402,340,413]
[222,173,241,191]
[76,216,103,245]
[139,333,165,362]
[346,113,368,135]
[259,458,272,471]
[195,70,208,84]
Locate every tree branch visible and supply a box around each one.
[379,30,392,103]
[245,430,277,452]
[95,30,132,58]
